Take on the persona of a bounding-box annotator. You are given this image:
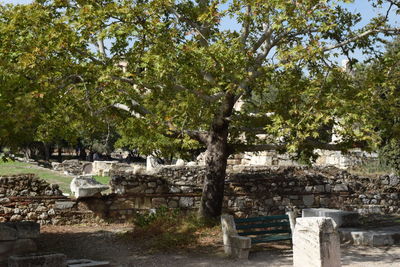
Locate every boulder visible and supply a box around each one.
[70,176,109,198]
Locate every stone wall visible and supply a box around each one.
[0,174,62,197]
[2,168,399,224]
[108,166,400,218]
[0,175,99,225]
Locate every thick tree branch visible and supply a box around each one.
[97,38,106,58]
[251,26,273,53]
[240,5,251,45]
[171,8,209,46]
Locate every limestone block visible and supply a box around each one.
[229,236,251,259]
[82,163,93,175]
[286,211,296,233]
[303,195,314,206]
[179,197,194,208]
[339,228,399,246]
[146,156,162,173]
[5,222,40,239]
[314,185,325,193]
[0,239,37,265]
[175,159,185,166]
[152,198,167,207]
[302,208,359,227]
[92,161,117,176]
[333,184,348,192]
[55,201,76,210]
[221,214,251,259]
[0,224,17,241]
[389,174,399,186]
[8,253,67,267]
[70,176,109,198]
[293,217,341,267]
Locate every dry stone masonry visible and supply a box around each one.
[0,174,101,225]
[1,166,400,224]
[0,174,62,197]
[108,166,400,219]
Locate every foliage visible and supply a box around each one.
[379,139,400,174]
[352,38,400,174]
[1,0,399,218]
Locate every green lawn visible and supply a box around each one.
[0,160,110,194]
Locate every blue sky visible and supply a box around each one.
[2,0,399,63]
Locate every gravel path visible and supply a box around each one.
[37,224,400,267]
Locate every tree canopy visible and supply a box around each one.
[1,0,399,218]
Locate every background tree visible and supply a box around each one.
[351,37,400,173]
[0,3,121,160]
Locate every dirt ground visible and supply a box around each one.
[37,223,400,267]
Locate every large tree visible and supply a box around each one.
[2,0,399,219]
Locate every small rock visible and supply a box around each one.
[10,215,22,222]
[0,198,10,204]
[333,184,348,192]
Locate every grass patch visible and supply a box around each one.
[93,175,110,185]
[0,160,73,194]
[129,207,222,253]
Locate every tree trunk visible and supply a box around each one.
[58,146,62,162]
[199,93,234,220]
[199,130,230,219]
[42,142,50,161]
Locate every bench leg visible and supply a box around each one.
[225,236,252,259]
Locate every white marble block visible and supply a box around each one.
[220,214,251,259]
[293,217,341,267]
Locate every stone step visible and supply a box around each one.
[67,259,110,267]
[302,208,359,227]
[339,226,400,246]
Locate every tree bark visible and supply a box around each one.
[199,93,235,219]
[199,130,230,219]
[42,142,50,161]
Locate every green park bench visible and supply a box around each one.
[221,212,295,259]
[234,214,292,244]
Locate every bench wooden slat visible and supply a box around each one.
[234,215,289,223]
[238,229,291,236]
[251,234,292,244]
[236,221,290,230]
